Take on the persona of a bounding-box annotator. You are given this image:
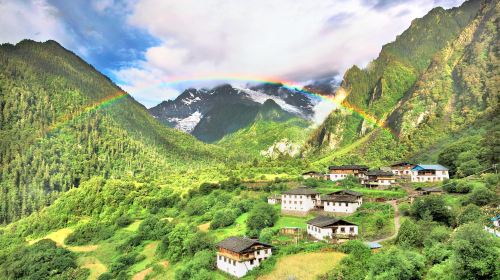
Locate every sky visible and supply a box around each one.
[0,0,466,107]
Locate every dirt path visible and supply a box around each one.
[370,200,400,243]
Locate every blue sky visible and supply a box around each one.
[0,0,465,107]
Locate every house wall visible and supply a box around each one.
[217,248,272,278]
[268,198,276,205]
[411,170,449,182]
[281,194,318,212]
[307,224,358,240]
[323,201,361,213]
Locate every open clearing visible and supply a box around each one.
[79,256,107,280]
[27,227,98,252]
[259,251,345,280]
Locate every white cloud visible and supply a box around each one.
[116,0,465,106]
[0,0,70,45]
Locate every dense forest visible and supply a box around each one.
[0,0,498,279]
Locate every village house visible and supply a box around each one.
[306,215,358,241]
[267,194,281,205]
[322,190,363,214]
[302,171,325,180]
[281,187,320,215]
[216,236,273,278]
[417,187,443,195]
[390,162,415,178]
[328,165,369,182]
[491,215,500,227]
[411,164,450,182]
[364,170,396,188]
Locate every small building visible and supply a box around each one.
[306,215,358,241]
[322,190,363,214]
[417,187,443,195]
[364,170,396,188]
[216,237,273,278]
[390,162,415,178]
[302,171,325,180]
[328,165,369,182]
[279,227,302,236]
[411,164,449,182]
[365,241,382,251]
[281,187,320,215]
[267,194,282,205]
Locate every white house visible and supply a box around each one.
[328,165,369,182]
[267,194,281,205]
[364,170,396,188]
[322,190,363,214]
[306,215,358,241]
[492,215,500,227]
[302,171,325,180]
[411,164,449,182]
[281,187,320,215]
[216,237,273,278]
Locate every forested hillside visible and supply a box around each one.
[0,40,231,224]
[305,0,498,171]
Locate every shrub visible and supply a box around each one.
[466,186,497,206]
[456,204,483,226]
[397,219,423,248]
[410,196,452,225]
[65,222,114,245]
[115,215,133,228]
[210,209,237,229]
[246,203,278,237]
[451,223,500,279]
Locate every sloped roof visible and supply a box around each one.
[302,171,323,175]
[390,162,414,167]
[322,195,358,203]
[328,165,369,170]
[412,164,449,171]
[217,237,271,253]
[367,170,395,177]
[306,215,357,227]
[329,190,363,197]
[283,187,320,195]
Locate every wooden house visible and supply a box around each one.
[302,171,325,180]
[390,162,415,178]
[364,170,396,188]
[328,165,369,182]
[306,215,358,241]
[216,237,273,278]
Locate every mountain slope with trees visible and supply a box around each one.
[0,40,231,224]
[305,0,498,172]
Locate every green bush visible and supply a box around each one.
[115,215,133,228]
[65,222,114,245]
[466,186,497,206]
[246,203,278,237]
[210,209,237,229]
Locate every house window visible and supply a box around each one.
[350,227,354,232]
[250,259,254,265]
[340,227,345,232]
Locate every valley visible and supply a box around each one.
[0,0,498,279]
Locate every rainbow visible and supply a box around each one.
[44,91,128,136]
[44,74,395,137]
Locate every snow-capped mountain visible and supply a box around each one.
[148,81,339,142]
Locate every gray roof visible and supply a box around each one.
[217,237,271,253]
[328,165,369,170]
[367,170,395,177]
[283,187,320,195]
[306,215,357,227]
[329,190,363,197]
[322,195,359,203]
